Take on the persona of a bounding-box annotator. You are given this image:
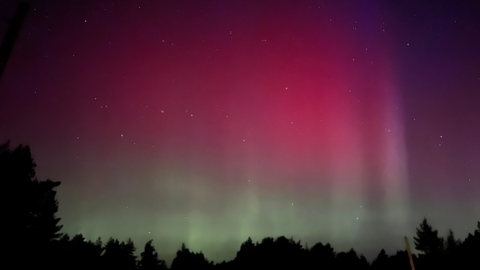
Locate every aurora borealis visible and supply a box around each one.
[1,0,479,265]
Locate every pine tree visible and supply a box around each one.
[371,249,389,270]
[122,238,137,270]
[139,240,167,270]
[171,243,211,270]
[1,141,62,267]
[445,229,460,254]
[413,217,444,254]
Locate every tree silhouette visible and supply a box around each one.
[335,248,369,270]
[29,178,62,242]
[309,241,336,269]
[459,221,480,270]
[1,140,62,267]
[52,233,103,270]
[445,229,460,254]
[234,237,258,269]
[371,249,389,270]
[102,237,137,270]
[139,239,167,270]
[413,217,444,254]
[171,243,212,270]
[388,250,416,270]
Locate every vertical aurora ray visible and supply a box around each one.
[144,0,415,257]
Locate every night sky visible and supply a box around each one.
[1,0,479,265]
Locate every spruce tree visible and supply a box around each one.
[139,240,167,270]
[1,141,62,267]
[413,217,444,254]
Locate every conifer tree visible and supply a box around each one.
[413,217,444,254]
[139,240,167,270]
[1,141,62,267]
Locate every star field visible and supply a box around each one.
[1,0,479,265]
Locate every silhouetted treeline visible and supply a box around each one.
[412,218,480,270]
[1,140,479,269]
[45,227,479,270]
[1,141,62,269]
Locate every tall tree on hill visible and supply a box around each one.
[0,140,62,267]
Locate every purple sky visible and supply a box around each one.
[1,0,479,265]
